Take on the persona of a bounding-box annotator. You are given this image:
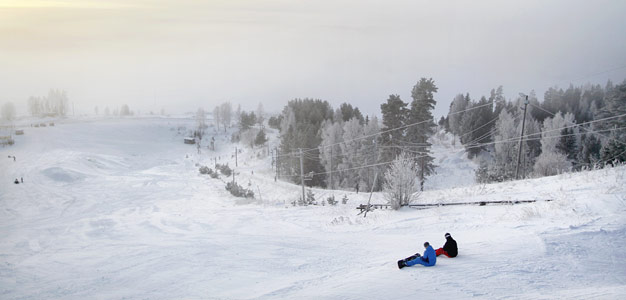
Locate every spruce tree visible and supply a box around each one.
[598,80,626,164]
[406,78,437,191]
[379,94,408,163]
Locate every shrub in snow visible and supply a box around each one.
[533,151,571,177]
[298,189,317,206]
[327,195,337,206]
[341,195,349,204]
[383,152,419,210]
[216,163,232,177]
[198,165,220,178]
[225,182,255,198]
[198,165,212,175]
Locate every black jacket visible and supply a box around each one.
[443,236,458,257]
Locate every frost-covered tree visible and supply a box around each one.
[120,104,131,116]
[492,109,519,181]
[236,104,241,124]
[213,106,221,131]
[319,120,343,189]
[1,102,16,121]
[26,89,69,116]
[577,133,602,168]
[598,80,626,164]
[278,99,333,186]
[239,111,256,131]
[358,116,381,191]
[256,102,265,126]
[195,108,206,141]
[339,118,365,188]
[383,152,418,210]
[533,112,575,176]
[521,116,542,177]
[448,93,468,137]
[220,102,232,132]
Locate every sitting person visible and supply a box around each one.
[436,232,458,258]
[398,242,436,269]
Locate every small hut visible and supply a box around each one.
[184,137,196,144]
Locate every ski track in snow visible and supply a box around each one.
[1,117,625,299]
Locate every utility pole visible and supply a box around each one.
[275,147,279,182]
[419,137,425,191]
[235,147,238,167]
[515,94,529,180]
[299,148,305,205]
[364,172,379,218]
[329,146,333,190]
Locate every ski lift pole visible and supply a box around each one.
[364,172,379,218]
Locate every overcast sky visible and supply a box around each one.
[1,0,626,118]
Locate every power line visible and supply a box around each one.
[528,102,626,147]
[468,112,626,149]
[305,100,499,154]
[553,64,626,86]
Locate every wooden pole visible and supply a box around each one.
[364,172,379,218]
[299,148,305,205]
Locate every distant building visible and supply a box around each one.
[184,137,196,144]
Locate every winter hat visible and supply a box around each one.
[445,233,451,238]
[423,242,430,247]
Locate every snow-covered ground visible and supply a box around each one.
[1,117,625,299]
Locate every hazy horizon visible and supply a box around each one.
[1,0,626,118]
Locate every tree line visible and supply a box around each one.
[442,80,626,183]
[275,78,439,192]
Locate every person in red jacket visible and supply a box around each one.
[436,233,458,258]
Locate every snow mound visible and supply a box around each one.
[41,167,86,183]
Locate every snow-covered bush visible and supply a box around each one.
[341,195,349,205]
[216,163,232,177]
[533,151,571,177]
[225,182,254,198]
[327,195,337,206]
[198,165,220,178]
[384,152,419,209]
[199,166,212,175]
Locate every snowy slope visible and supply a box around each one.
[1,118,625,299]
[425,130,478,191]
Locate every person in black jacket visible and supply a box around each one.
[436,232,458,257]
